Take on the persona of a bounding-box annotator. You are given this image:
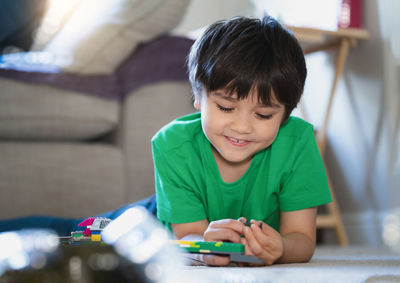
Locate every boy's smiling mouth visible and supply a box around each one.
[225,136,251,146]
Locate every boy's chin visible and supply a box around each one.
[221,154,254,166]
[211,145,254,165]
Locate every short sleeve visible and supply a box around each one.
[279,129,332,211]
[152,142,207,224]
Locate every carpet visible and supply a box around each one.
[178,246,400,283]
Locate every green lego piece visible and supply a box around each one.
[172,240,244,254]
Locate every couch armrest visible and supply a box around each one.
[121,81,195,202]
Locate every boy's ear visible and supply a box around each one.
[193,94,201,110]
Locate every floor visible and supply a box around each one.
[175,246,400,283]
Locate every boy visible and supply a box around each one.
[152,16,332,266]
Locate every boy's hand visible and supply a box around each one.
[201,219,246,266]
[241,219,284,266]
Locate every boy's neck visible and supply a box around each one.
[211,146,253,183]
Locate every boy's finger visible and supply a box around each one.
[251,220,278,237]
[249,221,277,249]
[243,227,274,262]
[203,254,231,266]
[210,218,248,234]
[205,227,243,243]
[241,237,254,256]
[244,225,276,256]
[243,226,263,253]
[244,230,278,265]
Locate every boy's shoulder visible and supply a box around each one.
[270,116,317,162]
[276,116,314,141]
[152,112,203,150]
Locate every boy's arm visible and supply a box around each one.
[277,207,317,263]
[171,219,209,240]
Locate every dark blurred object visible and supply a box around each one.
[0,0,48,53]
[1,244,151,283]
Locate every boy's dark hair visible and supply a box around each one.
[188,16,307,122]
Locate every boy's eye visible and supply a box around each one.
[257,113,273,120]
[217,104,233,112]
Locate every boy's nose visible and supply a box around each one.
[230,116,252,134]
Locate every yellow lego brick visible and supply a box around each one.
[91,234,102,242]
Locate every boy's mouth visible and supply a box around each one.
[225,136,250,146]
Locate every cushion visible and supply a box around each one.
[0,77,119,141]
[0,35,193,100]
[31,0,190,74]
[122,81,195,202]
[0,142,125,218]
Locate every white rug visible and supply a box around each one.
[177,246,400,283]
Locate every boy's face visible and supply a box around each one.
[194,88,285,166]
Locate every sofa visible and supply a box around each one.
[0,0,196,220]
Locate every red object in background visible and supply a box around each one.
[338,0,362,29]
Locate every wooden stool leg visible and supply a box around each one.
[325,171,349,246]
[315,150,349,245]
[316,169,349,245]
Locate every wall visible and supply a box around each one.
[173,0,399,245]
[173,0,253,36]
[311,0,399,245]
[379,0,400,212]
[301,0,387,245]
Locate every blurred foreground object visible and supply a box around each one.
[0,207,185,283]
[383,208,400,252]
[102,206,184,281]
[0,229,59,276]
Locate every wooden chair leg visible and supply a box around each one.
[316,164,349,246]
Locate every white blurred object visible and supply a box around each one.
[383,208,400,252]
[32,0,191,74]
[0,229,59,276]
[252,0,342,30]
[31,0,81,51]
[102,206,190,283]
[0,51,68,72]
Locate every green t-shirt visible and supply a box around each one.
[152,112,331,231]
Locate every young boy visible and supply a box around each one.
[152,16,332,266]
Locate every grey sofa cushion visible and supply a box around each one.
[121,81,195,202]
[0,77,119,140]
[0,142,125,218]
